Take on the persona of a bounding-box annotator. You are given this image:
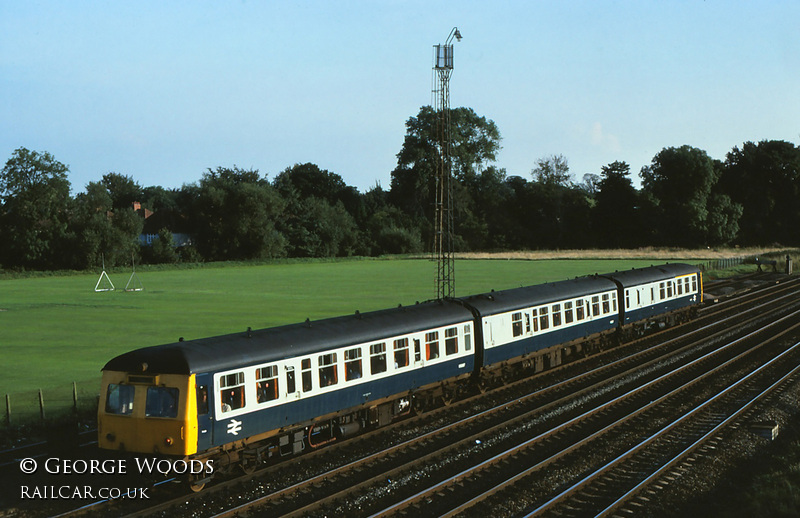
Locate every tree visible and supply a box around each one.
[70,180,143,269]
[191,166,286,260]
[720,140,800,245]
[592,161,640,248]
[0,148,72,269]
[389,106,502,245]
[639,146,723,247]
[531,154,572,187]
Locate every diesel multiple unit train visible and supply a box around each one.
[98,263,702,488]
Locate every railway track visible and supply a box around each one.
[13,273,799,517]
[58,275,795,518]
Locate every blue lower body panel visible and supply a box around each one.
[209,357,473,446]
[484,319,615,367]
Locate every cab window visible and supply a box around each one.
[197,385,209,415]
[105,384,135,415]
[145,386,179,418]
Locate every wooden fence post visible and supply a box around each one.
[4,394,10,426]
[38,389,45,421]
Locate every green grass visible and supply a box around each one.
[0,258,670,400]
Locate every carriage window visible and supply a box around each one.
[613,293,617,312]
[445,327,458,355]
[146,386,179,418]
[464,324,472,351]
[564,301,574,324]
[591,296,600,316]
[512,312,523,337]
[426,331,440,360]
[394,338,409,368]
[532,308,539,332]
[414,339,421,362]
[525,313,531,333]
[677,279,683,295]
[370,342,387,374]
[602,294,610,314]
[576,300,585,321]
[626,290,630,309]
[301,358,313,392]
[659,282,665,300]
[319,353,338,387]
[539,307,549,330]
[286,366,296,394]
[667,282,673,298]
[220,372,245,412]
[197,385,209,415]
[105,384,135,415]
[256,365,279,403]
[552,304,562,327]
[345,348,363,381]
[691,275,697,292]
[637,290,641,306]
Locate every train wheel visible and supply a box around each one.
[189,480,206,492]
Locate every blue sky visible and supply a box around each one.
[2,1,798,193]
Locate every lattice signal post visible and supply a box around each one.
[433,27,461,300]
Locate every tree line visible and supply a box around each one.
[2,106,799,271]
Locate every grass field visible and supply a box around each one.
[0,257,692,401]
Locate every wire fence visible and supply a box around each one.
[3,378,100,427]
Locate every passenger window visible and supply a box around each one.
[414,339,421,362]
[394,338,409,368]
[345,348,362,381]
[318,353,338,387]
[576,301,585,321]
[677,279,683,295]
[552,304,561,327]
[564,301,574,324]
[220,372,245,413]
[445,327,458,355]
[197,385,208,415]
[591,296,600,316]
[602,294,610,314]
[464,324,472,351]
[286,366,296,394]
[301,359,313,392]
[512,312,523,337]
[667,282,673,298]
[532,308,539,331]
[370,343,387,374]
[426,331,440,360]
[539,307,549,330]
[146,386,179,418]
[659,282,665,300]
[256,365,279,403]
[105,384,135,415]
[691,275,697,292]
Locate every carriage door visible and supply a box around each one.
[413,338,423,367]
[196,373,214,450]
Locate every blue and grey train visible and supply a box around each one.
[98,263,701,487]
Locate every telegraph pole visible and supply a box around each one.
[433,27,461,300]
